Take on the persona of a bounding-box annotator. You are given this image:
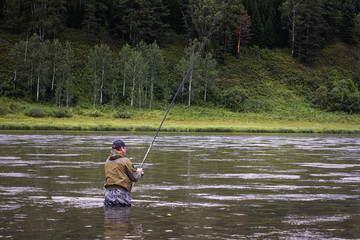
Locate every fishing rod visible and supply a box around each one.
[139,0,231,169]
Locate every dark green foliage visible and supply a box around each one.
[113,111,132,119]
[0,106,8,116]
[88,110,103,117]
[249,1,264,47]
[294,0,327,62]
[314,70,360,113]
[341,0,358,44]
[264,14,276,48]
[51,108,72,118]
[315,85,329,109]
[108,0,170,45]
[220,87,248,112]
[25,107,47,118]
[327,79,360,113]
[322,0,341,43]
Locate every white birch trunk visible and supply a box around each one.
[188,70,193,106]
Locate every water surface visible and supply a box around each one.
[0,131,359,239]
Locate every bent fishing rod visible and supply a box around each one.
[139,0,231,169]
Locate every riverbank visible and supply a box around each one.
[1,113,359,134]
[1,100,360,134]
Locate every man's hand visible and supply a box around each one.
[137,168,144,176]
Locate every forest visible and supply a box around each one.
[1,0,360,116]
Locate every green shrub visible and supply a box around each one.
[220,87,248,112]
[51,108,72,118]
[25,107,47,118]
[88,110,103,117]
[0,106,8,116]
[315,86,328,109]
[113,111,132,119]
[9,103,20,112]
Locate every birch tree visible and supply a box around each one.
[55,41,74,107]
[11,41,27,91]
[119,44,131,97]
[51,39,62,92]
[146,41,164,109]
[201,52,218,102]
[281,0,299,57]
[178,39,201,106]
[87,44,114,107]
[125,50,147,107]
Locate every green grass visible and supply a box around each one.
[0,98,359,134]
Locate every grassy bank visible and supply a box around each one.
[1,100,359,134]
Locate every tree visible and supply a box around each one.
[28,0,67,41]
[125,49,147,107]
[233,9,252,55]
[82,0,107,39]
[177,39,216,106]
[50,39,63,93]
[281,0,327,61]
[55,41,74,107]
[2,0,22,32]
[119,44,132,97]
[250,1,264,47]
[281,0,299,57]
[135,0,170,44]
[35,40,51,101]
[11,40,27,91]
[264,13,276,48]
[201,52,218,102]
[189,0,223,40]
[295,0,327,61]
[87,44,114,107]
[144,41,164,108]
[110,0,170,45]
[213,0,243,62]
[341,0,358,44]
[178,39,202,106]
[321,0,341,43]
[108,0,129,40]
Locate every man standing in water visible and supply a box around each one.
[104,139,144,206]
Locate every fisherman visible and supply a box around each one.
[104,139,144,207]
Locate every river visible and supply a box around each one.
[0,131,359,239]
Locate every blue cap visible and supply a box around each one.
[112,140,126,150]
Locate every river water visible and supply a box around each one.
[0,131,359,239]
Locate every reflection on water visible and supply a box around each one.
[104,206,144,239]
[0,131,359,239]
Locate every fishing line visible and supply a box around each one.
[140,0,231,169]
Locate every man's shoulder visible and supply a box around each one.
[105,156,130,164]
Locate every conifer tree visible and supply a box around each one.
[250,1,264,47]
[215,0,242,61]
[264,13,276,48]
[82,0,107,39]
[341,0,358,44]
[2,0,22,32]
[233,9,252,55]
[321,0,340,43]
[295,0,327,61]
